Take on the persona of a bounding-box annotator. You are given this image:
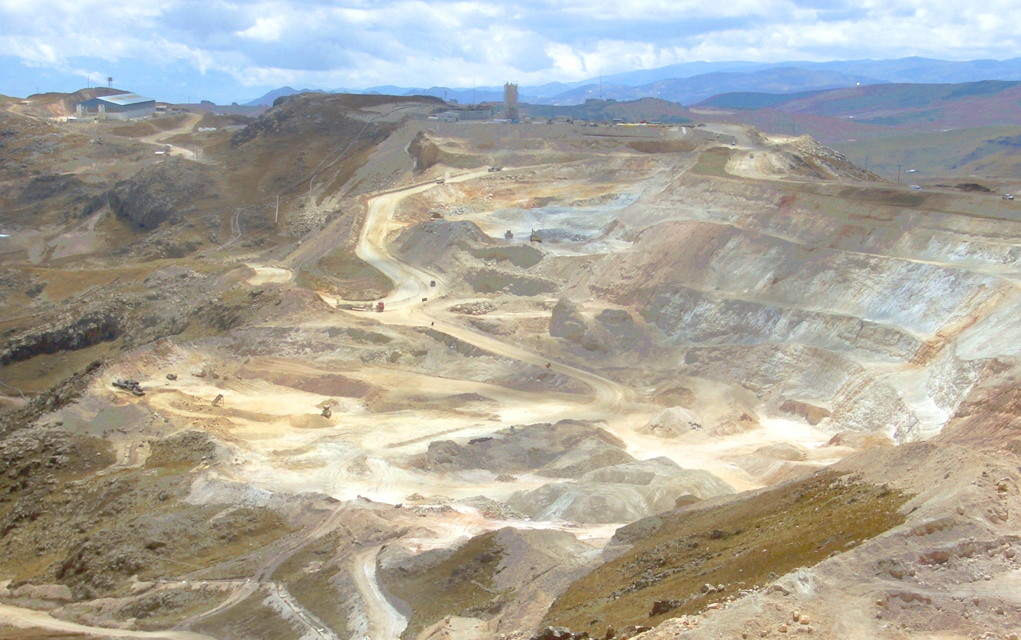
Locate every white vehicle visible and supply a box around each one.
[910,185,922,190]
[1004,194,1015,200]
[905,169,917,173]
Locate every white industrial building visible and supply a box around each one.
[76,93,156,120]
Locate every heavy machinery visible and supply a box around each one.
[113,379,144,396]
[376,301,385,312]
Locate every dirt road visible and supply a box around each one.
[0,603,216,640]
[350,169,633,412]
[353,549,409,640]
[140,112,202,161]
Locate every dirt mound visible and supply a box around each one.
[408,131,489,172]
[422,421,631,477]
[395,219,491,266]
[471,245,544,268]
[467,268,556,296]
[638,407,703,438]
[754,442,807,461]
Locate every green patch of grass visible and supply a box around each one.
[194,588,303,640]
[835,185,926,208]
[271,531,349,635]
[382,531,511,639]
[842,125,1021,178]
[691,148,733,178]
[542,471,909,637]
[305,251,393,301]
[112,587,232,630]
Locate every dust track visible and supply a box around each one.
[346,169,634,413]
[0,603,216,640]
[353,549,408,640]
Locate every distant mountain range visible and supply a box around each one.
[246,57,1021,108]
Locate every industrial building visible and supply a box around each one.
[75,93,156,120]
[504,83,519,121]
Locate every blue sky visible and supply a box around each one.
[2,0,1020,103]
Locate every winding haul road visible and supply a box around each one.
[352,170,634,412]
[0,168,635,640]
[337,170,641,639]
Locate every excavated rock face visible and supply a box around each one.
[422,421,631,476]
[108,159,212,230]
[18,173,87,204]
[1,310,121,365]
[550,298,606,353]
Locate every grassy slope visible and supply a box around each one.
[843,126,1021,179]
[777,81,1020,118]
[542,471,909,638]
[521,98,694,124]
[382,532,509,639]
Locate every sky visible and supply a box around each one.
[2,0,1021,103]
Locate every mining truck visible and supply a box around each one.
[376,301,385,312]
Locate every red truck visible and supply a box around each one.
[376,301,385,312]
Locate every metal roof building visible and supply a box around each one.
[76,93,156,120]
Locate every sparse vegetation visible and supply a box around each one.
[542,472,910,636]
[382,532,510,639]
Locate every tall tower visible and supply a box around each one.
[504,83,519,121]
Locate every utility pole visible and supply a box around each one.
[275,194,280,224]
[865,154,869,175]
[897,164,901,185]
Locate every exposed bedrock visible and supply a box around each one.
[1,311,121,365]
[422,421,632,478]
[638,284,922,360]
[506,457,735,524]
[108,159,213,230]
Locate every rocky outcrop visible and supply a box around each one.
[108,159,212,230]
[408,131,488,171]
[550,298,606,352]
[1,311,121,365]
[467,268,556,296]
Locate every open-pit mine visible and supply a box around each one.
[0,91,1019,640]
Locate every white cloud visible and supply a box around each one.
[3,0,1021,93]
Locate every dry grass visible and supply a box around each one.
[107,114,190,138]
[307,252,394,301]
[270,531,349,634]
[194,588,303,640]
[542,471,909,637]
[691,147,733,177]
[0,627,90,639]
[382,531,510,639]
